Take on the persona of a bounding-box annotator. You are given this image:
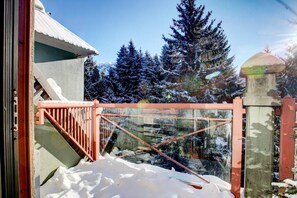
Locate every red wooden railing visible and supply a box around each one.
[35,101,100,161]
[35,97,244,198]
[279,96,296,180]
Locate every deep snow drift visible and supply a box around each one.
[41,155,234,198]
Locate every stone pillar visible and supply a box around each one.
[240,52,285,197]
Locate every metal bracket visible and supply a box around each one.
[13,90,18,139]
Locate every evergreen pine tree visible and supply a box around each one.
[96,68,120,103]
[140,51,160,99]
[163,0,243,103]
[278,46,297,99]
[153,43,197,103]
[114,41,143,103]
[153,55,163,83]
[147,54,165,102]
[84,55,100,100]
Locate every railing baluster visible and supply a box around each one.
[63,108,66,130]
[79,108,82,145]
[72,108,74,137]
[80,108,82,147]
[78,108,81,144]
[60,108,64,129]
[85,107,88,152]
[78,108,80,145]
[85,108,89,151]
[53,108,55,119]
[74,107,77,140]
[77,107,79,142]
[86,108,89,153]
[84,108,88,150]
[67,108,70,135]
[57,109,60,124]
[87,108,89,152]
[60,108,62,129]
[61,108,63,130]
[82,108,84,150]
[71,108,75,137]
[69,108,73,137]
[103,119,106,148]
[81,108,83,146]
[88,107,91,155]
[75,107,77,140]
[59,109,62,127]
[59,108,61,125]
[90,107,92,154]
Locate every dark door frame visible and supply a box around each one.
[1,0,19,197]
[1,0,32,197]
[18,0,32,197]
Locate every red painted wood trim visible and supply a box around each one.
[92,100,100,160]
[18,0,32,197]
[279,96,295,180]
[37,101,234,110]
[231,97,243,198]
[96,103,234,110]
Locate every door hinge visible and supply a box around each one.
[13,90,18,139]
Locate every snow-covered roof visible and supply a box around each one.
[34,0,99,56]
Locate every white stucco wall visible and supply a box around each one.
[35,58,85,101]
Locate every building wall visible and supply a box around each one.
[34,42,76,63]
[35,58,85,101]
[34,119,81,184]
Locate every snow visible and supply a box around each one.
[41,155,234,198]
[272,182,289,188]
[205,71,221,80]
[47,78,68,101]
[215,137,228,148]
[283,179,297,187]
[272,179,297,198]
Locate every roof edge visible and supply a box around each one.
[35,32,99,56]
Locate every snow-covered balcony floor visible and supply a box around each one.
[41,155,237,198]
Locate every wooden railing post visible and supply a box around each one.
[280,96,296,180]
[35,103,45,125]
[92,100,99,160]
[231,97,243,198]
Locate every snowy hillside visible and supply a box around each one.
[97,62,115,76]
[41,155,234,198]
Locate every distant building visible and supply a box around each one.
[33,0,98,102]
[33,0,99,187]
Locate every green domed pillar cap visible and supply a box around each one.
[240,52,285,106]
[240,52,285,77]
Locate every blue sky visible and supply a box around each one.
[41,0,297,71]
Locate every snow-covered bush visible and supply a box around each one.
[272,179,297,197]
